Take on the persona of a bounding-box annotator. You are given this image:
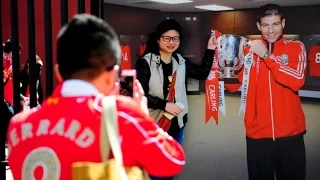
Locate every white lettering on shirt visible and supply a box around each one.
[21,123,33,141]
[9,118,95,149]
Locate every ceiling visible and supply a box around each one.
[104,0,320,12]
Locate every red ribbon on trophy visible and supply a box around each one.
[205,30,221,124]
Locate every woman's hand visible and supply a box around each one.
[207,36,218,50]
[165,102,183,116]
[133,79,149,116]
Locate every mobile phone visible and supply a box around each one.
[119,69,136,97]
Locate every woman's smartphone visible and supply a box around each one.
[119,69,136,97]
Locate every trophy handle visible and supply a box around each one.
[239,37,248,60]
[210,29,215,37]
[244,39,251,47]
[217,36,225,68]
[234,37,250,71]
[217,36,224,52]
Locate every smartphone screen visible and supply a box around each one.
[119,70,136,97]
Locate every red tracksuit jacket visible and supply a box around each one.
[225,36,306,139]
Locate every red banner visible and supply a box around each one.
[205,30,221,124]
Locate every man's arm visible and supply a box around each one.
[118,110,185,177]
[263,41,306,91]
[186,49,214,80]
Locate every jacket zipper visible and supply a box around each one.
[254,57,260,125]
[268,43,275,141]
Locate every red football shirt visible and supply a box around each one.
[7,80,185,180]
[309,45,320,77]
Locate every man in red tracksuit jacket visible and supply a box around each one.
[226,4,307,180]
[6,14,185,180]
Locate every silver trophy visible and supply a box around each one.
[216,34,250,79]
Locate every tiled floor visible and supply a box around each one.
[4,95,320,180]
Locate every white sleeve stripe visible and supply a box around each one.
[271,54,302,77]
[278,54,304,79]
[279,49,306,79]
[118,111,185,165]
[268,43,306,79]
[279,53,303,77]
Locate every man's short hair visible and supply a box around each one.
[57,14,121,80]
[257,4,285,23]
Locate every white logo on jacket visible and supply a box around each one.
[280,54,289,65]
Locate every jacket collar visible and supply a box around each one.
[261,35,284,52]
[53,79,99,97]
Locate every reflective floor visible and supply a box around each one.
[5,95,320,180]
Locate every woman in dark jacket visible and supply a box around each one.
[20,55,44,105]
[135,19,217,180]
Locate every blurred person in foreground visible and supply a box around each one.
[6,14,185,180]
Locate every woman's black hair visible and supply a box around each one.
[141,19,182,57]
[21,56,42,78]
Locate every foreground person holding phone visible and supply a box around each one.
[6,14,185,180]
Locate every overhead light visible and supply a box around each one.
[150,0,193,4]
[195,4,234,11]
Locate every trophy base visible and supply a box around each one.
[218,67,240,84]
[219,67,238,78]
